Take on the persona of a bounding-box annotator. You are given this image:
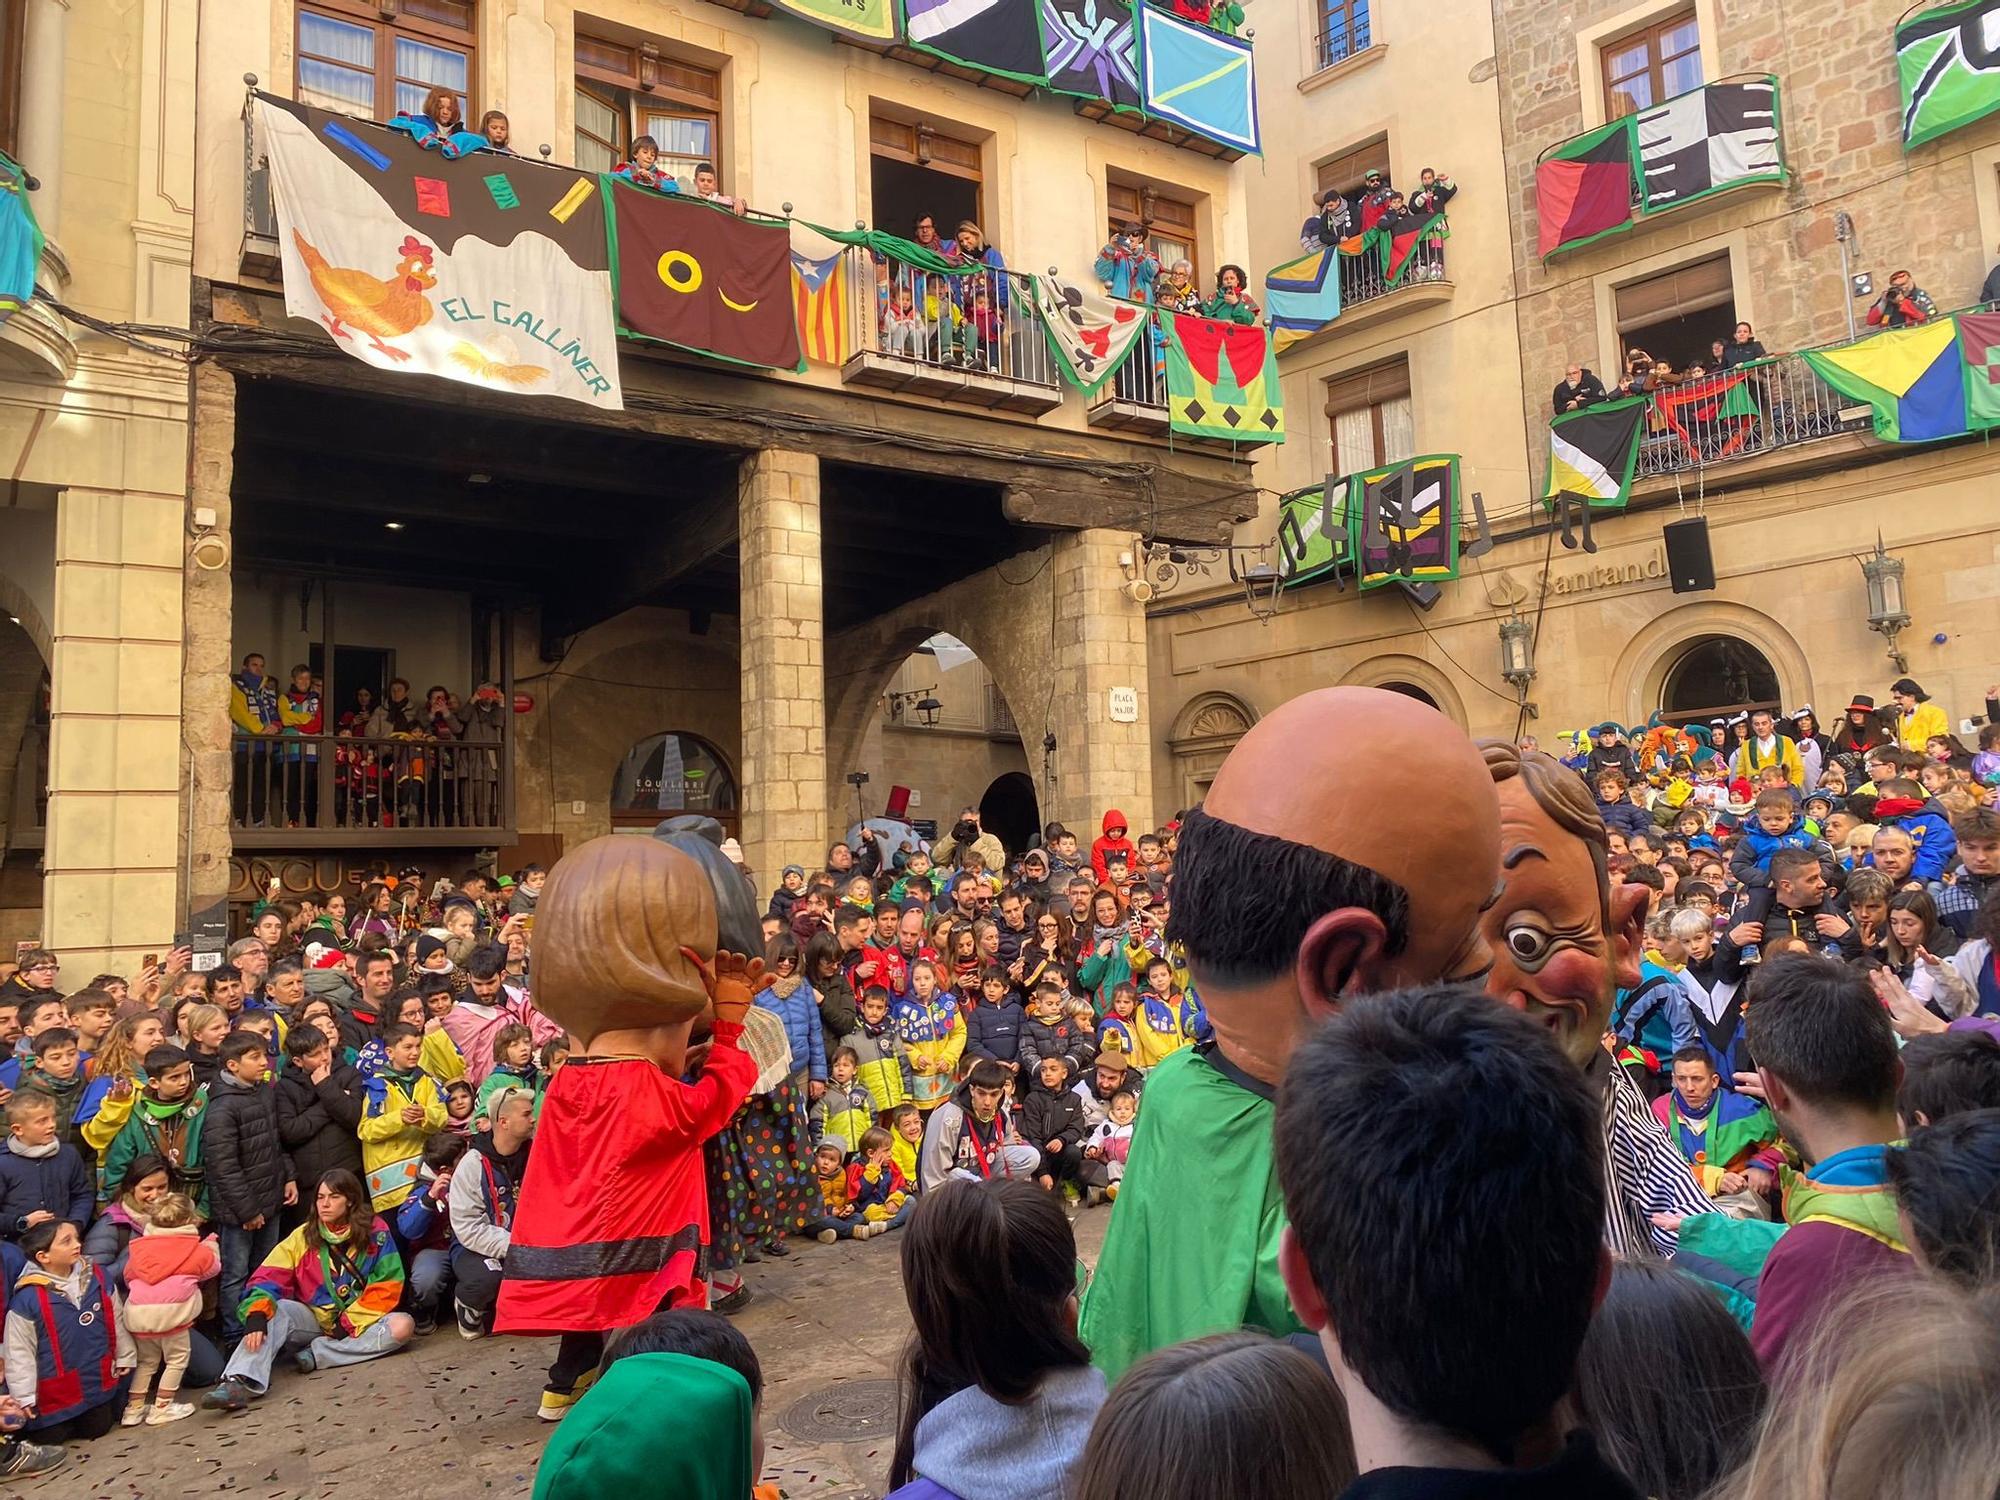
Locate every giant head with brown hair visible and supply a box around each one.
[1478,739,1646,1067]
[531,834,718,1048]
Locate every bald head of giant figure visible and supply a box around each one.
[1168,687,1502,1085]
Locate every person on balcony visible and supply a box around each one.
[1299,187,1353,252]
[1721,322,1769,369]
[1202,265,1259,325]
[1982,243,2000,308]
[388,86,488,161]
[366,680,424,828]
[611,136,675,194]
[479,111,515,157]
[1409,167,1457,218]
[454,683,506,829]
[690,163,744,217]
[1357,169,1394,232]
[1866,269,1936,328]
[951,222,1008,318]
[1159,259,1203,314]
[231,654,280,829]
[279,665,322,829]
[1093,222,1159,304]
[882,284,923,358]
[1553,363,1608,415]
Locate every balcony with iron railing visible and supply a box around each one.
[230,732,514,849]
[1626,352,1872,485]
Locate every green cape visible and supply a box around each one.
[533,1352,753,1500]
[1078,1045,1300,1379]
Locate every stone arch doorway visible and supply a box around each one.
[979,771,1041,858]
[1334,655,1468,728]
[1609,601,1809,731]
[1381,681,1441,710]
[1168,691,1257,811]
[1659,635,1782,725]
[608,730,740,832]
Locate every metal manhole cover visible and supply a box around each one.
[780,1380,900,1442]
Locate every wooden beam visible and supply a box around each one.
[539,478,741,647]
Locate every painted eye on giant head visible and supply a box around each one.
[1501,916,1558,972]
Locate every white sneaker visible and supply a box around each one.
[145,1401,196,1426]
[120,1403,147,1428]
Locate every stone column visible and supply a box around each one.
[44,469,188,967]
[179,362,236,938]
[18,0,69,241]
[1048,529,1152,838]
[737,449,826,883]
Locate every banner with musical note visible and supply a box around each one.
[1277,456,1485,600]
[1274,483,1350,588]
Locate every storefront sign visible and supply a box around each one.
[1537,548,1667,598]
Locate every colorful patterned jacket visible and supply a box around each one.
[239,1217,405,1339]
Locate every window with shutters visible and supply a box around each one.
[1107,179,1199,280]
[296,0,476,124]
[1600,11,1701,121]
[1315,138,1392,201]
[1614,253,1735,374]
[1325,358,1413,476]
[574,31,723,182]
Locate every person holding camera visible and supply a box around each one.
[453,681,506,826]
[1866,268,1936,329]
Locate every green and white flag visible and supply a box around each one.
[769,0,897,40]
[1543,396,1646,510]
[1898,0,2000,149]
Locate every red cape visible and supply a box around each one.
[495,1021,755,1335]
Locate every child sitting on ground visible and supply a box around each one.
[808,1138,884,1242]
[118,1191,217,1427]
[396,1131,464,1335]
[1080,1089,1138,1206]
[3,1218,135,1441]
[1096,985,1139,1060]
[811,1047,875,1151]
[1018,1054,1087,1196]
[889,1103,923,1190]
[846,1127,912,1233]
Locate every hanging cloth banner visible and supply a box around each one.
[1274,482,1350,588]
[1263,247,1339,353]
[798,223,979,276]
[791,250,852,366]
[608,179,804,372]
[255,94,622,409]
[0,150,42,326]
[1801,319,1967,444]
[902,0,1052,85]
[1161,311,1284,443]
[1536,116,1638,259]
[1136,5,1261,155]
[1040,0,1143,111]
[1897,0,2000,149]
[1350,455,1462,592]
[1543,396,1647,509]
[1029,275,1149,394]
[767,0,898,41]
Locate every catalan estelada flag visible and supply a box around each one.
[1802,320,1966,443]
[790,250,849,366]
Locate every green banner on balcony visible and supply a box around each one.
[1897,0,2000,149]
[768,0,897,41]
[1161,311,1284,444]
[0,152,40,326]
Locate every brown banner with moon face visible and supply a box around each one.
[609,180,804,372]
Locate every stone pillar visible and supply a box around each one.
[18,0,68,240]
[179,363,236,936]
[737,449,827,883]
[1048,529,1152,838]
[44,471,188,967]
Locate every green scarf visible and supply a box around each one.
[139,1095,187,1122]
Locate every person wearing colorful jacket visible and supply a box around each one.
[117,1192,218,1427]
[1652,1047,1780,1219]
[809,1050,874,1155]
[200,1169,411,1409]
[840,989,912,1117]
[3,1219,135,1440]
[96,1047,206,1219]
[1890,676,1951,753]
[751,940,827,1091]
[894,961,964,1114]
[1089,811,1137,885]
[356,1026,447,1210]
[1870,778,1960,883]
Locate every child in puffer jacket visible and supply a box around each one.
[845,1127,912,1233]
[1017,1055,1087,1195]
[119,1193,218,1427]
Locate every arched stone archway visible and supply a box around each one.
[1608,602,1811,729]
[1167,691,1257,810]
[1335,655,1469,727]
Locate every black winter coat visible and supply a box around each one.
[202,1072,294,1227]
[1017,1016,1095,1076]
[275,1060,366,1191]
[816,968,859,1062]
[966,1000,1026,1065]
[0,1144,93,1234]
[1018,1082,1086,1152]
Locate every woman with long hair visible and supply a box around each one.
[1074,1333,1355,1500]
[886,1180,1103,1499]
[1016,909,1075,996]
[201,1169,413,1410]
[803,929,856,1059]
[350,882,397,943]
[76,1010,169,1155]
[1888,888,1975,1019]
[1574,1260,1765,1500]
[181,1002,230,1093]
[387,84,487,158]
[1078,887,1145,1015]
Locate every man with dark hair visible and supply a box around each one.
[437,942,559,1085]
[1886,1109,2000,1287]
[1479,741,1710,1258]
[916,1058,1036,1190]
[1749,847,1857,957]
[1745,955,1911,1375]
[1897,1029,2000,1127]
[1276,983,1635,1496]
[1081,687,1502,1378]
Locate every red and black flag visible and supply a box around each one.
[1652,369,1761,461]
[1536,118,1637,258]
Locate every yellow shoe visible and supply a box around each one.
[537,1365,601,1422]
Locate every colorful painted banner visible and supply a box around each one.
[1958,309,2000,428]
[1040,0,1142,109]
[791,250,851,366]
[608,180,803,371]
[1543,396,1646,509]
[1161,312,1283,442]
[903,0,1050,84]
[768,0,898,41]
[1536,117,1635,258]
[1353,455,1462,592]
[1137,5,1260,155]
[1651,367,1762,460]
[1802,320,1966,443]
[1030,275,1149,393]
[256,94,622,409]
[1264,247,1338,353]
[1897,0,2000,149]
[1636,78,1781,210]
[1275,483,1349,587]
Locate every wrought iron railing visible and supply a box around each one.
[1629,354,1871,480]
[1340,234,1447,311]
[846,248,1060,389]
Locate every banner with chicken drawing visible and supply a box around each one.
[254,95,623,411]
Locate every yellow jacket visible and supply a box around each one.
[357,1069,448,1208]
[1730,735,1804,788]
[1897,701,1950,753]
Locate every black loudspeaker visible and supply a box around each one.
[1664,517,1716,593]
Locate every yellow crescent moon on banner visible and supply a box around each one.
[720,292,759,312]
[657,250,702,293]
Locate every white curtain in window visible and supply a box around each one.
[1335,406,1377,473]
[644,112,713,180]
[396,38,467,90]
[298,14,375,116]
[1379,394,1415,465]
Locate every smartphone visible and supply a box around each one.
[142,953,158,969]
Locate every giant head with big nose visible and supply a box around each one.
[1477,740,1647,1067]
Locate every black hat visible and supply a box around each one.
[1846,695,1876,714]
[414,934,447,967]
[1891,677,1928,701]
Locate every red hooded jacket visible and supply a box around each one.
[1090,809,1137,885]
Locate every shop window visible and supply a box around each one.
[1614,252,1735,373]
[610,731,738,825]
[575,32,722,181]
[1107,179,1199,279]
[296,0,476,122]
[1601,10,1701,120]
[1325,357,1413,475]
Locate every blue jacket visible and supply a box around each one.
[754,981,828,1083]
[1613,959,1697,1072]
[1882,803,1958,883]
[1729,819,1837,889]
[964,999,1025,1064]
[0,1144,93,1238]
[1595,795,1652,841]
[395,1171,453,1254]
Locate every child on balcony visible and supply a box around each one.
[882,284,924,358]
[612,137,676,194]
[388,87,488,161]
